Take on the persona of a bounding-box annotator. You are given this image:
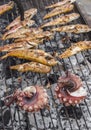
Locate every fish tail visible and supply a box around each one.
[0,33,3,40]
[8,1,14,8]
[0,54,8,60]
[2,34,7,40]
[10,66,15,70]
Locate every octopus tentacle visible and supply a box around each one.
[5,86,48,112]
[55,72,87,106]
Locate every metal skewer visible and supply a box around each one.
[12,0,24,21]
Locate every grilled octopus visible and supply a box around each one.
[10,62,51,73]
[55,72,87,106]
[43,4,74,19]
[4,86,48,112]
[59,41,91,59]
[52,24,91,34]
[45,0,76,9]
[0,1,14,15]
[41,13,80,28]
[0,49,57,66]
[6,8,37,30]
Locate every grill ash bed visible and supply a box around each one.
[0,0,91,130]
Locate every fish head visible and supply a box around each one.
[70,0,76,3]
[25,20,35,27]
[24,8,37,19]
[8,1,14,8]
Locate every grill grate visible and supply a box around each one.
[0,0,91,130]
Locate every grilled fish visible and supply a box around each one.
[32,31,54,40]
[52,24,91,33]
[0,49,57,66]
[0,1,14,15]
[6,8,37,30]
[45,0,76,9]
[10,62,51,73]
[20,8,37,20]
[14,37,43,44]
[0,41,38,52]
[2,28,53,41]
[41,13,80,28]
[4,19,35,35]
[2,27,43,40]
[43,4,74,19]
[59,41,91,59]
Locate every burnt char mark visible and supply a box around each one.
[60,106,82,120]
[45,74,59,85]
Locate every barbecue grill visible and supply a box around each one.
[0,0,91,130]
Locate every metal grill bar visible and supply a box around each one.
[51,37,82,130]
[0,0,91,130]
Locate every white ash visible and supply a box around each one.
[31,127,37,130]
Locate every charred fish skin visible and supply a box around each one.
[45,0,76,9]
[10,62,51,73]
[6,8,37,30]
[41,13,80,28]
[59,41,91,59]
[0,49,57,66]
[43,4,74,19]
[52,24,91,34]
[0,1,14,15]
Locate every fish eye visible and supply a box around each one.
[45,55,53,60]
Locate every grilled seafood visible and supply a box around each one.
[6,8,37,30]
[55,71,87,106]
[59,41,91,59]
[33,31,53,40]
[41,13,80,28]
[52,24,91,33]
[43,4,74,19]
[5,19,35,31]
[45,0,76,9]
[20,8,37,20]
[2,27,53,41]
[0,49,57,66]
[0,1,14,15]
[0,41,38,52]
[4,86,48,112]
[14,37,43,44]
[2,27,43,40]
[5,19,35,34]
[10,62,51,73]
